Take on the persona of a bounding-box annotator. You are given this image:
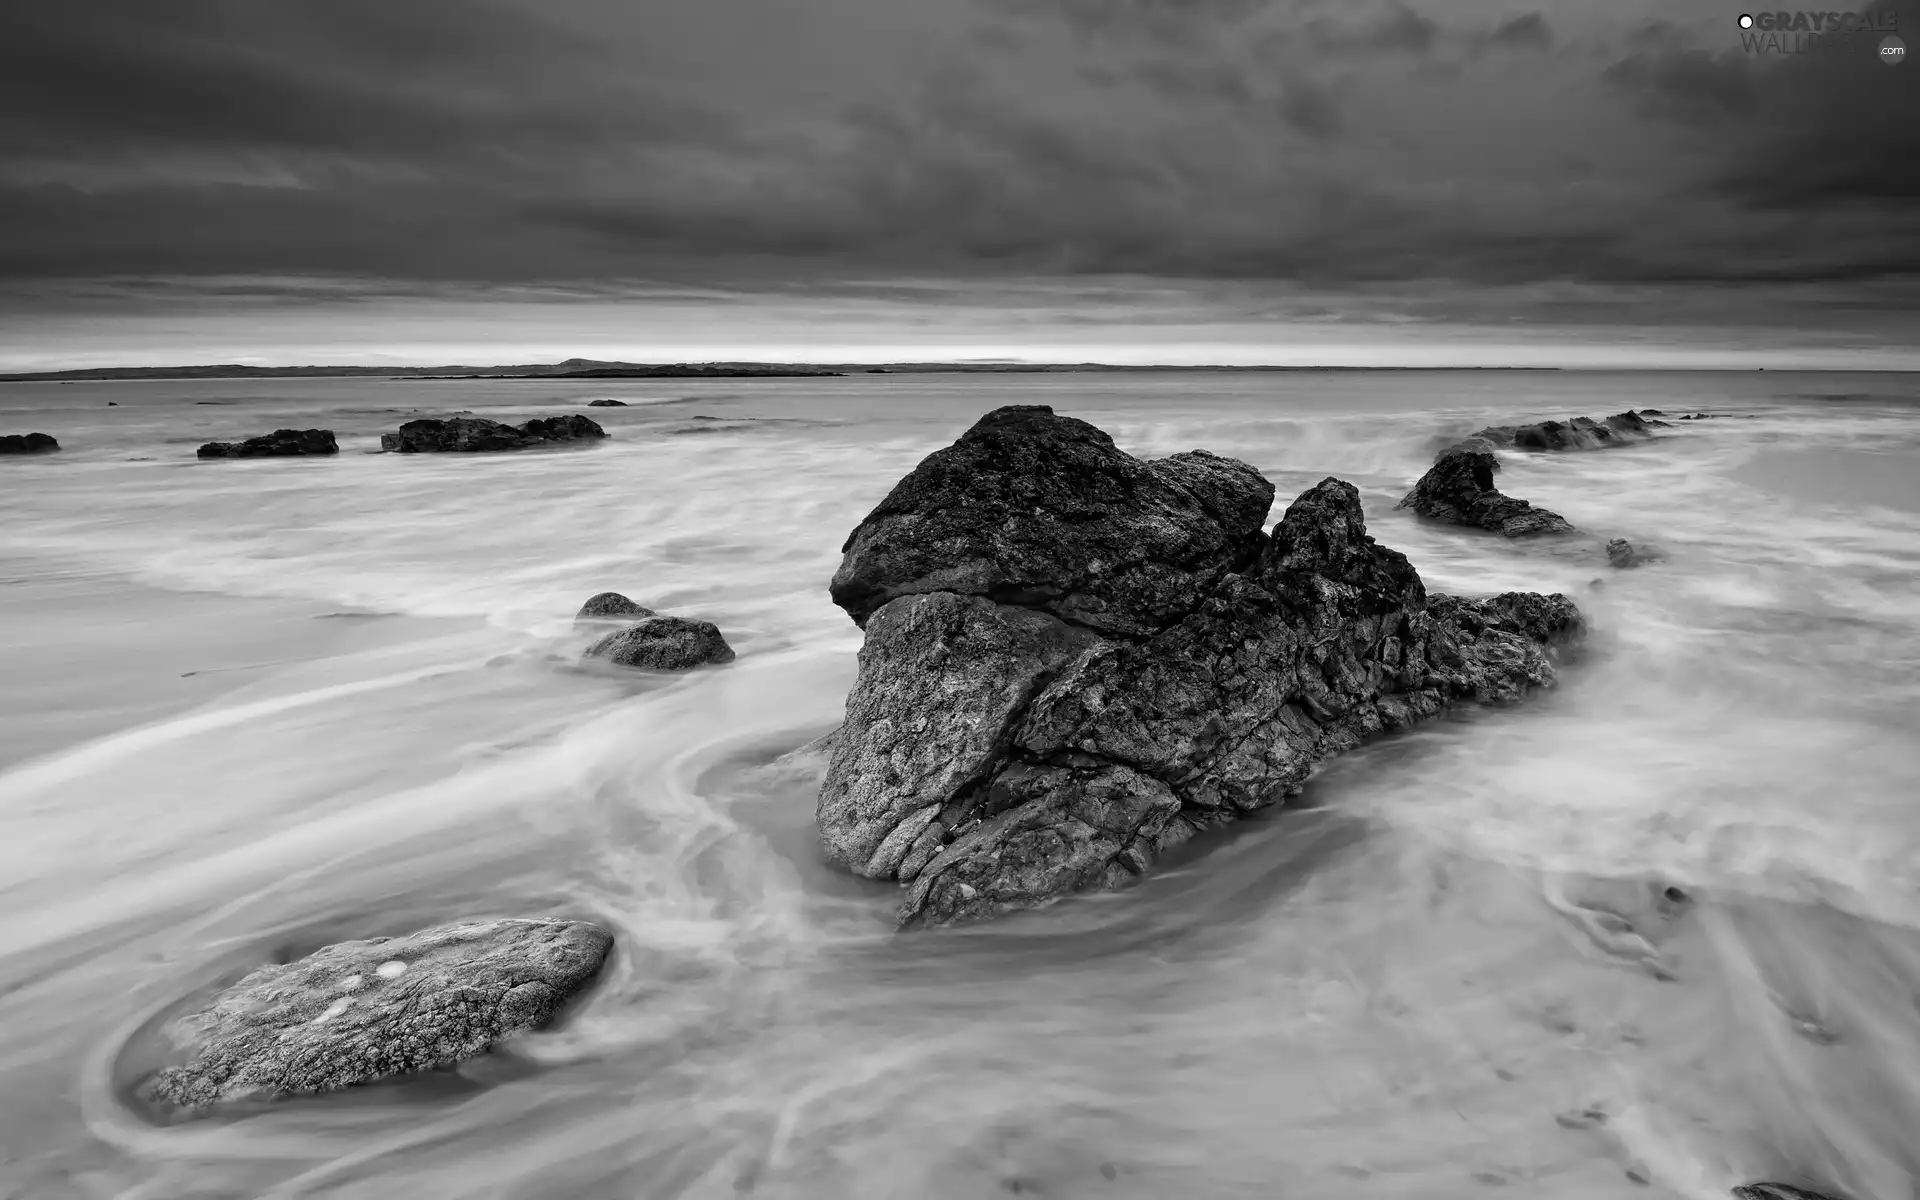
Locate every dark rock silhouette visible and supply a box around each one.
[586,399,628,407]
[584,616,735,671]
[0,432,59,454]
[1607,538,1664,568]
[1733,1185,1849,1200]
[197,428,339,458]
[818,406,1583,927]
[379,414,606,453]
[1472,409,1668,451]
[142,919,612,1111]
[1397,440,1577,537]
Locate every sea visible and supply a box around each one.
[1,370,1917,1200]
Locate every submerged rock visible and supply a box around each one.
[1397,441,1577,537]
[817,406,1583,927]
[143,918,612,1111]
[1606,538,1665,568]
[583,615,735,671]
[0,432,59,454]
[197,428,339,458]
[1472,409,1667,450]
[379,414,606,453]
[574,591,657,625]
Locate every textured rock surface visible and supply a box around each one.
[1397,441,1577,537]
[379,414,606,453]
[1733,1185,1848,1200]
[818,407,1583,927]
[197,428,339,458]
[144,919,612,1110]
[584,615,735,671]
[0,432,59,454]
[1472,409,1667,450]
[574,591,657,625]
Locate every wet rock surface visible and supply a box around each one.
[379,414,606,453]
[143,918,613,1111]
[196,428,339,458]
[1397,440,1577,537]
[1472,409,1668,450]
[1607,537,1664,568]
[574,591,657,625]
[584,615,736,671]
[817,406,1583,927]
[0,432,60,454]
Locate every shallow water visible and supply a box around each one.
[2,370,1918,1200]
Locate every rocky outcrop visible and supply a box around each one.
[142,919,612,1111]
[817,406,1583,928]
[1472,409,1668,451]
[586,399,627,407]
[379,414,606,453]
[574,591,656,625]
[584,616,735,671]
[1397,440,1577,537]
[196,428,338,458]
[0,432,59,454]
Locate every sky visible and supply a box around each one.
[1,0,1916,370]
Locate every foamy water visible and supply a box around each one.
[1,371,1918,1200]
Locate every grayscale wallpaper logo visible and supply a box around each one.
[1736,9,1906,60]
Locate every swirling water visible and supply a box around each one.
[1,370,1918,1200]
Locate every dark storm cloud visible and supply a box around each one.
[0,0,1916,300]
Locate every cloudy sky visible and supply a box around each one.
[2,0,1916,369]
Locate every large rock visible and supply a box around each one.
[817,407,1583,928]
[143,919,612,1110]
[0,432,59,454]
[1472,409,1667,450]
[1397,441,1577,537]
[583,616,735,671]
[197,428,338,458]
[830,405,1274,636]
[380,414,606,453]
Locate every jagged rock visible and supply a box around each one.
[574,591,657,626]
[817,406,1584,928]
[830,404,1274,636]
[197,429,338,458]
[142,919,612,1111]
[1397,442,1577,537]
[583,616,735,671]
[586,399,627,407]
[1606,538,1664,569]
[0,432,59,454]
[1472,410,1665,450]
[1733,1185,1849,1200]
[379,414,606,453]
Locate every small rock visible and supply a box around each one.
[197,429,338,458]
[0,432,60,454]
[142,918,612,1111]
[586,398,627,407]
[1606,538,1664,569]
[575,591,657,625]
[584,616,736,671]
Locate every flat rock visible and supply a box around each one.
[197,428,339,458]
[817,407,1584,928]
[0,432,59,454]
[1397,441,1577,537]
[574,591,657,625]
[586,399,628,407]
[142,918,612,1110]
[379,414,606,453]
[583,615,735,671]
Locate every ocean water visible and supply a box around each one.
[1,370,1918,1200]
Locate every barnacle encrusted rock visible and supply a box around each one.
[144,918,613,1110]
[817,406,1583,928]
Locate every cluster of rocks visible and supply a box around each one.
[381,413,606,453]
[575,591,735,671]
[197,428,339,458]
[814,405,1583,928]
[1398,410,1673,564]
[0,432,59,454]
[142,919,612,1112]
